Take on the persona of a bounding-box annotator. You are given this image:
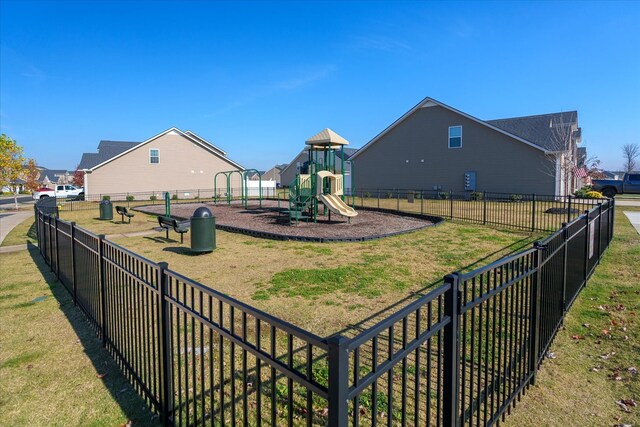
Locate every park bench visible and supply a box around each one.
[157,216,189,243]
[115,206,135,223]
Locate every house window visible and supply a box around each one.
[150,149,159,164]
[448,126,462,148]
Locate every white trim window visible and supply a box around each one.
[150,149,160,164]
[448,126,462,148]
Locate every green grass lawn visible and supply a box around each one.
[1,216,37,247]
[3,202,633,425]
[0,247,160,426]
[504,206,640,426]
[60,208,541,337]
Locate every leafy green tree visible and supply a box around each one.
[0,134,26,209]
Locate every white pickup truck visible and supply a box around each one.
[32,185,84,200]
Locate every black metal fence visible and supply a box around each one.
[348,189,606,232]
[34,195,615,426]
[51,187,277,212]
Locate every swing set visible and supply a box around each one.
[214,169,264,208]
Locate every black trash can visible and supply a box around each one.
[99,200,113,220]
[190,207,215,253]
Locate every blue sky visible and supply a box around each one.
[1,1,639,172]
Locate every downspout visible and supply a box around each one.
[83,170,90,197]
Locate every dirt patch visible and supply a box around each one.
[136,200,438,242]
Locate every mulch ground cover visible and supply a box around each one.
[136,200,436,241]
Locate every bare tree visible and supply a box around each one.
[622,143,639,173]
[542,114,580,196]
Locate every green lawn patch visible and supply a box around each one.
[504,207,640,426]
[0,247,159,426]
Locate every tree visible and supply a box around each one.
[0,134,26,209]
[622,143,639,173]
[585,156,606,180]
[542,114,580,196]
[72,169,84,188]
[24,159,40,192]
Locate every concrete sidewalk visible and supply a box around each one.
[623,211,640,235]
[0,210,33,246]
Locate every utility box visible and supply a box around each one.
[464,171,477,191]
[99,200,113,220]
[190,207,215,253]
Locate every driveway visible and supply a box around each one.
[615,199,640,207]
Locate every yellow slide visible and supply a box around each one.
[318,194,358,218]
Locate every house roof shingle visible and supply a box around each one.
[40,169,69,181]
[78,140,139,170]
[486,111,579,151]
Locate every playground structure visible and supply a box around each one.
[214,169,271,208]
[287,128,358,225]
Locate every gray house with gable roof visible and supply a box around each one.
[350,97,583,196]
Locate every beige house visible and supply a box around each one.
[351,97,583,196]
[259,164,288,185]
[79,128,244,198]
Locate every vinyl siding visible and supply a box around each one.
[86,131,242,196]
[353,105,556,195]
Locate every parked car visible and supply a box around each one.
[592,173,640,198]
[32,185,84,200]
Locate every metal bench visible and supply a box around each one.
[115,206,135,223]
[157,216,189,243]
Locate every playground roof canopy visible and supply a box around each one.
[305,128,349,147]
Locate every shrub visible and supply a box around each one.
[470,191,483,201]
[509,194,523,202]
[386,192,394,199]
[364,192,371,198]
[171,194,178,200]
[149,195,157,201]
[414,191,422,200]
[438,192,449,200]
[585,190,604,199]
[126,195,134,202]
[574,185,593,198]
[102,195,110,201]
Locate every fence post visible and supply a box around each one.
[529,242,543,384]
[450,191,454,220]
[421,190,424,215]
[610,198,615,243]
[377,190,380,209]
[483,192,487,225]
[597,203,603,260]
[396,189,400,212]
[98,234,107,346]
[47,215,53,271]
[561,222,568,313]
[34,204,39,243]
[54,217,60,281]
[566,196,572,224]
[70,222,77,306]
[327,335,349,427]
[583,210,590,286]
[443,273,460,427]
[531,194,536,232]
[157,261,174,425]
